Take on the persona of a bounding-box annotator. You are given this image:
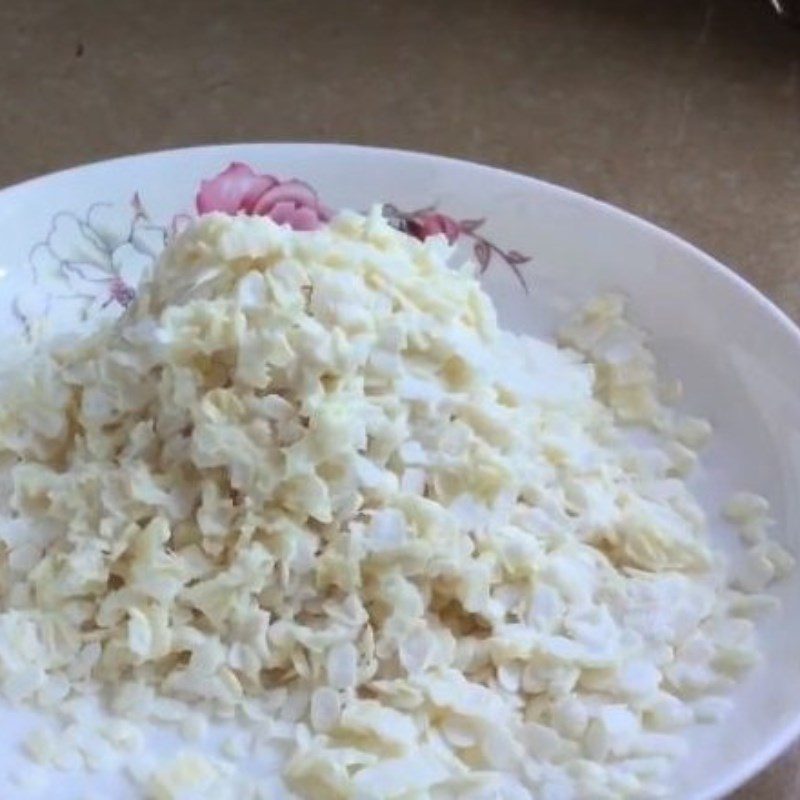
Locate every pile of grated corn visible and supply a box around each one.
[0,209,791,799]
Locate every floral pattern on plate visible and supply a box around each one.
[18,162,531,335]
[17,197,169,333]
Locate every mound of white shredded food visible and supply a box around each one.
[0,208,793,799]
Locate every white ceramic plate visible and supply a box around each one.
[0,143,799,799]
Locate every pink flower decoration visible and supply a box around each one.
[410,212,461,244]
[196,162,330,231]
[105,276,136,309]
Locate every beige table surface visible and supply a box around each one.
[1,0,799,797]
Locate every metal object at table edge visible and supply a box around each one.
[770,0,800,24]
